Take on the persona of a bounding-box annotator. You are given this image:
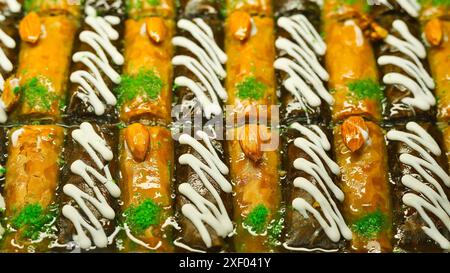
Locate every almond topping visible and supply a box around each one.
[341,116,368,152]
[229,11,252,41]
[146,17,166,44]
[19,12,41,44]
[125,123,150,162]
[238,124,270,162]
[1,76,20,112]
[425,18,443,47]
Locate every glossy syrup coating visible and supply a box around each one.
[227,125,281,253]
[11,15,77,123]
[119,18,174,125]
[2,125,64,253]
[118,125,174,252]
[225,15,277,124]
[334,121,392,253]
[323,0,382,122]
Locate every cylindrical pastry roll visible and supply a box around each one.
[174,129,233,253]
[126,0,175,19]
[371,2,436,122]
[119,17,174,125]
[0,3,21,124]
[9,14,77,123]
[118,124,174,252]
[227,124,282,253]
[2,125,64,253]
[333,117,392,252]
[420,3,450,122]
[57,122,121,252]
[66,1,125,124]
[225,14,276,124]
[172,4,226,122]
[274,0,332,125]
[226,0,272,17]
[282,123,352,252]
[323,0,382,122]
[24,0,81,17]
[387,122,450,252]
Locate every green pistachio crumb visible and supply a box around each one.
[116,70,163,106]
[244,204,269,234]
[124,199,161,234]
[236,77,266,100]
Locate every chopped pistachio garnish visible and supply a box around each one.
[244,204,269,234]
[124,199,161,234]
[236,77,266,100]
[347,79,384,101]
[11,203,57,240]
[19,77,58,110]
[352,209,387,239]
[116,70,163,106]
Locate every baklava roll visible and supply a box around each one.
[226,0,272,17]
[66,0,125,124]
[126,0,175,19]
[0,1,21,124]
[1,125,64,253]
[8,13,77,123]
[333,117,392,252]
[371,2,436,122]
[57,122,121,252]
[174,129,233,253]
[172,0,227,123]
[323,0,382,122]
[227,124,282,252]
[420,3,450,122]
[119,17,174,125]
[118,124,174,252]
[282,123,351,252]
[387,122,450,252]
[225,13,276,124]
[24,0,80,17]
[274,0,332,125]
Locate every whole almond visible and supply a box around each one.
[125,123,150,162]
[229,11,252,41]
[425,18,443,47]
[239,124,265,162]
[19,12,41,44]
[341,116,368,152]
[146,17,166,44]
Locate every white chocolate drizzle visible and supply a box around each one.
[378,20,435,112]
[177,131,233,249]
[387,122,450,249]
[70,5,123,116]
[275,15,332,113]
[62,122,121,250]
[172,18,227,120]
[285,123,352,251]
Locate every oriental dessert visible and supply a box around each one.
[0,0,448,254]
